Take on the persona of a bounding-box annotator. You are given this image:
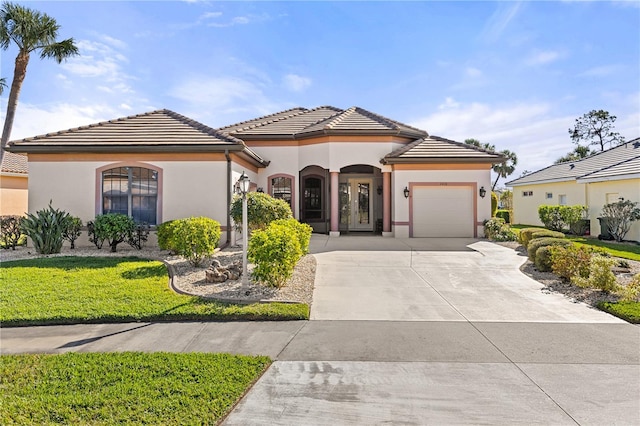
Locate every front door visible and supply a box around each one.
[340,178,373,231]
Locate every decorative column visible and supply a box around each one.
[330,171,340,237]
[382,171,392,237]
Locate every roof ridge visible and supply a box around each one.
[578,152,640,179]
[219,107,308,133]
[432,135,500,155]
[297,106,344,132]
[323,106,355,130]
[160,109,244,144]
[353,106,428,135]
[385,137,426,158]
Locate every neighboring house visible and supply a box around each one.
[507,139,640,242]
[0,151,28,216]
[6,106,503,244]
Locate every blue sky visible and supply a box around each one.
[1,0,638,182]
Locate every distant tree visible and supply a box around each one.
[465,138,495,152]
[554,145,595,164]
[0,2,79,164]
[569,109,624,152]
[519,170,531,177]
[492,149,517,190]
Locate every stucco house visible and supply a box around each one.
[507,139,640,242]
[0,151,28,216]
[5,106,503,243]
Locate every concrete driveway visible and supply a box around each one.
[309,235,623,323]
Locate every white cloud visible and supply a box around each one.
[578,64,623,77]
[282,74,312,92]
[438,97,460,110]
[525,50,562,66]
[480,1,522,43]
[207,14,267,28]
[466,67,483,78]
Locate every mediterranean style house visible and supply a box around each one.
[5,106,503,243]
[507,139,640,242]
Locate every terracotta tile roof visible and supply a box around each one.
[382,136,505,164]
[221,106,427,139]
[7,109,248,152]
[1,151,28,174]
[507,138,640,185]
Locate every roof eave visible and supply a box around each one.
[506,177,576,186]
[5,144,247,154]
[577,173,640,183]
[381,156,503,165]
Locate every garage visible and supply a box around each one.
[411,185,475,237]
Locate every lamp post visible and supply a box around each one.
[237,171,250,284]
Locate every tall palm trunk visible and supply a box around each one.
[0,50,29,164]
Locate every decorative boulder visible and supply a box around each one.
[205,259,243,283]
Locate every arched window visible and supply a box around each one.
[269,175,293,209]
[102,166,158,224]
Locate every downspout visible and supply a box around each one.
[225,150,232,247]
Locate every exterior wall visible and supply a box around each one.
[511,181,586,226]
[0,174,28,216]
[391,167,492,238]
[586,179,640,242]
[27,156,231,227]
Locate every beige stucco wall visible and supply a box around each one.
[586,179,640,242]
[511,181,586,226]
[392,168,492,238]
[0,174,28,216]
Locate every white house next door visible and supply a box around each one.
[340,178,373,231]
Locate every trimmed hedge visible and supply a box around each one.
[157,220,178,252]
[549,245,604,282]
[248,222,302,288]
[230,192,293,231]
[271,218,312,255]
[518,227,545,247]
[529,229,565,247]
[495,209,511,223]
[527,237,572,263]
[534,246,554,272]
[172,217,221,266]
[491,192,498,217]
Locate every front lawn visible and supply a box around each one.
[0,257,309,326]
[0,352,269,424]
[597,301,640,323]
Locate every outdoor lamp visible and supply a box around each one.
[237,171,250,284]
[403,186,410,198]
[479,186,487,198]
[377,185,383,195]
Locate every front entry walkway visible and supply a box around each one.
[308,235,624,323]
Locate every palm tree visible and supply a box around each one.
[0,2,78,163]
[0,77,6,95]
[492,149,517,190]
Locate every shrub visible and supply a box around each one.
[572,256,618,292]
[93,213,136,253]
[562,205,589,236]
[62,216,82,249]
[527,237,572,263]
[518,227,545,247]
[529,229,565,248]
[0,215,23,250]
[248,223,302,288]
[491,192,498,217]
[600,200,640,242]
[550,245,601,281]
[538,205,566,232]
[535,246,554,272]
[495,209,511,223]
[483,218,517,242]
[230,192,293,232]
[87,220,103,249]
[271,218,313,255]
[127,223,150,250]
[20,203,72,254]
[618,273,640,302]
[156,220,178,252]
[173,217,221,266]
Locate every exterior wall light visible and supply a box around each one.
[377,185,382,195]
[237,171,250,284]
[403,186,410,198]
[479,186,487,198]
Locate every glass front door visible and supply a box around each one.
[340,178,373,231]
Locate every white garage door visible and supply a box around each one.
[412,186,474,237]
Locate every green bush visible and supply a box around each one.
[527,237,572,263]
[491,192,498,217]
[248,222,302,288]
[173,217,221,266]
[127,223,150,250]
[483,218,517,242]
[20,203,72,254]
[618,273,640,302]
[535,246,554,272]
[495,209,511,223]
[156,220,178,252]
[271,218,313,255]
[529,229,565,248]
[538,205,566,232]
[62,216,82,249]
[549,245,602,281]
[518,227,544,247]
[572,256,618,292]
[230,192,293,232]
[0,215,23,250]
[562,205,589,235]
[600,200,640,242]
[93,213,136,253]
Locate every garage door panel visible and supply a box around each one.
[412,186,474,238]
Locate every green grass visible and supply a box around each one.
[597,301,640,324]
[0,352,270,424]
[0,256,309,326]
